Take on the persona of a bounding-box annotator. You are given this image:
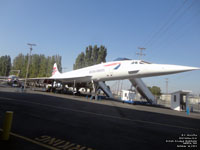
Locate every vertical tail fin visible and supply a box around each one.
[52,63,61,77]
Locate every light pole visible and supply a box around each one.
[24,43,36,90]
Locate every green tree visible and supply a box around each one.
[46,56,54,77]
[85,47,92,67]
[29,54,40,78]
[74,52,85,70]
[73,45,107,70]
[12,53,62,77]
[12,54,27,78]
[88,45,93,66]
[92,45,99,64]
[97,45,107,64]
[0,55,11,76]
[148,86,161,98]
[38,55,48,77]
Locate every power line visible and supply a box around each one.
[154,8,200,50]
[148,0,198,48]
[136,47,146,60]
[143,0,189,48]
[140,0,186,47]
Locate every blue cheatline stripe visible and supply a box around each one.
[114,64,121,70]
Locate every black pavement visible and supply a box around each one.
[0,88,199,150]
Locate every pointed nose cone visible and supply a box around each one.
[161,65,200,75]
[169,65,199,72]
[186,66,200,71]
[143,64,200,77]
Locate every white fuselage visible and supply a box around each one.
[52,60,199,83]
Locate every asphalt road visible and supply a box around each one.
[0,87,199,150]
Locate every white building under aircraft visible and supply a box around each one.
[121,90,136,102]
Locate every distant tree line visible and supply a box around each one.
[0,55,11,76]
[0,54,62,78]
[73,45,107,70]
[12,54,62,78]
[1,45,107,77]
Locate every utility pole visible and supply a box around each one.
[24,43,36,90]
[4,62,7,76]
[136,47,146,60]
[165,78,168,94]
[120,80,123,91]
[116,80,120,96]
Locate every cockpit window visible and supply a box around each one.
[132,61,139,64]
[132,61,137,64]
[132,60,151,64]
[140,61,151,64]
[114,57,131,61]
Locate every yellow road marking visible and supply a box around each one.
[0,129,94,150]
[0,96,199,131]
[0,128,60,150]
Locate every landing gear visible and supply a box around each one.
[91,80,99,100]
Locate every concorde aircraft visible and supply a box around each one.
[30,58,199,103]
[51,58,199,81]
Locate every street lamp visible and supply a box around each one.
[24,43,36,90]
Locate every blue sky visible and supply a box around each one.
[0,0,200,95]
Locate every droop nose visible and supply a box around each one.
[162,65,200,73]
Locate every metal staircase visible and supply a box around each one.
[98,81,114,98]
[129,78,156,104]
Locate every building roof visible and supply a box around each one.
[171,90,192,94]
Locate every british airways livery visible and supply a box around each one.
[51,58,198,82]
[30,58,199,104]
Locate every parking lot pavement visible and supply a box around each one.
[0,87,199,149]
